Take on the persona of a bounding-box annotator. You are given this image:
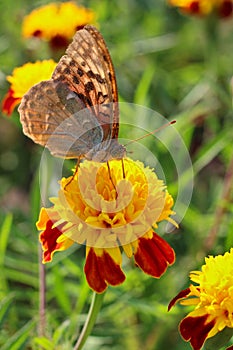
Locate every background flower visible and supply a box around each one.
[168,0,233,17]
[37,158,177,293]
[169,248,233,350]
[2,60,57,116]
[22,2,96,49]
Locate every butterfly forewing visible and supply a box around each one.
[80,26,119,139]
[52,25,119,141]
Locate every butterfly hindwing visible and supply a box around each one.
[19,80,103,158]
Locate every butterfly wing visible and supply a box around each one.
[19,80,104,158]
[18,25,120,159]
[52,25,119,141]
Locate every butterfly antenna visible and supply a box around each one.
[124,120,176,147]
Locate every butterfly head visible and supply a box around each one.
[86,139,126,162]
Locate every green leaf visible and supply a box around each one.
[52,319,70,345]
[52,265,72,315]
[0,213,13,266]
[33,337,56,350]
[204,327,233,350]
[133,63,155,105]
[0,294,15,328]
[1,320,35,350]
[193,129,232,174]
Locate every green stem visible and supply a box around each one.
[38,245,46,337]
[73,291,106,350]
[31,168,47,337]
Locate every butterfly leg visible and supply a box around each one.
[107,161,117,191]
[64,156,81,190]
[121,158,125,179]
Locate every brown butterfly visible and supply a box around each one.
[18,25,126,162]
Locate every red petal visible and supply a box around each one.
[39,218,65,262]
[84,248,126,293]
[180,315,215,350]
[189,1,200,14]
[219,1,233,18]
[2,89,21,116]
[32,29,42,37]
[168,287,191,311]
[134,232,175,278]
[49,35,69,50]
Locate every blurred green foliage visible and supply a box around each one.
[0,0,233,349]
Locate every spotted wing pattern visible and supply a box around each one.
[18,25,120,159]
[19,80,104,158]
[52,25,119,141]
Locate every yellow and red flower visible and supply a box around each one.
[37,158,177,293]
[169,0,233,18]
[169,248,233,350]
[2,60,57,116]
[22,2,95,49]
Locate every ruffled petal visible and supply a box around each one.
[168,288,191,311]
[180,315,216,350]
[84,247,126,293]
[36,158,176,292]
[37,208,73,263]
[22,2,96,41]
[134,231,175,278]
[2,89,21,116]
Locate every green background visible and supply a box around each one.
[0,0,233,349]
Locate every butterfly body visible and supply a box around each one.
[18,25,125,162]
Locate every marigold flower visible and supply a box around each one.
[168,248,233,350]
[37,158,177,293]
[22,2,95,49]
[169,0,233,18]
[2,60,57,116]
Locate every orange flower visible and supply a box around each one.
[37,158,177,293]
[2,60,57,116]
[169,0,233,18]
[22,2,96,49]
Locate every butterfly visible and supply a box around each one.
[18,25,126,162]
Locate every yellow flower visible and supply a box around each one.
[2,60,57,116]
[37,158,177,293]
[22,2,96,48]
[169,248,233,350]
[168,0,233,17]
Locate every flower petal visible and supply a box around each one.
[220,1,233,18]
[169,0,233,18]
[84,247,126,293]
[180,315,216,350]
[22,2,96,42]
[36,158,176,292]
[37,208,73,263]
[2,89,21,116]
[134,231,175,278]
[168,288,191,311]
